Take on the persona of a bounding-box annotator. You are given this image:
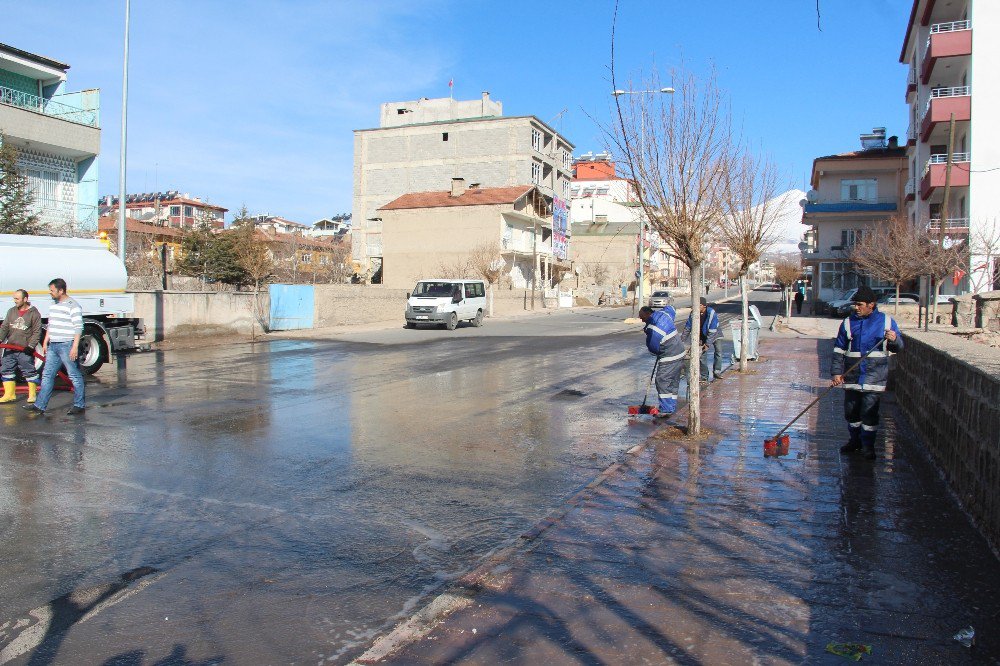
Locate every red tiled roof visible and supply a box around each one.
[379,185,535,211]
[98,216,184,238]
[251,229,345,250]
[814,147,908,161]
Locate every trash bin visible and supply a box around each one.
[730,304,762,362]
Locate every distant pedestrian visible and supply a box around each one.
[23,279,86,416]
[0,289,41,404]
[831,286,902,460]
[684,298,721,382]
[638,306,685,418]
[705,283,710,296]
[794,288,804,315]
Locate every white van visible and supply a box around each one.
[405,279,488,330]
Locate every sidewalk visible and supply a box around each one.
[357,337,1000,664]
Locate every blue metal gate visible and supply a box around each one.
[268,284,314,330]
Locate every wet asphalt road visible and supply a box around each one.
[0,293,782,665]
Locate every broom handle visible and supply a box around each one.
[641,357,659,407]
[772,338,886,440]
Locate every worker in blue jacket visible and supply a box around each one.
[831,285,903,460]
[638,305,686,417]
[684,298,722,381]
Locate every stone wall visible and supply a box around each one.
[974,291,1000,331]
[894,330,1000,551]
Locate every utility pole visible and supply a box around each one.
[531,220,538,310]
[929,112,956,330]
[116,0,131,263]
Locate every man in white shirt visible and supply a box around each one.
[23,278,86,416]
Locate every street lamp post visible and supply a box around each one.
[611,87,674,310]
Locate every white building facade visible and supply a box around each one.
[901,0,1000,292]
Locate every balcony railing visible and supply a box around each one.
[905,180,916,197]
[925,85,970,113]
[0,86,99,128]
[928,217,970,231]
[930,20,971,34]
[803,197,898,214]
[924,152,971,174]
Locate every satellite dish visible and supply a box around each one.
[806,190,819,203]
[798,241,809,251]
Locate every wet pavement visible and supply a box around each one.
[364,337,1000,665]
[0,304,750,665]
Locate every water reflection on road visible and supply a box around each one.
[0,329,659,664]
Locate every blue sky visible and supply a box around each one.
[3,0,912,223]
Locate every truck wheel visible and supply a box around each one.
[471,310,484,327]
[77,327,106,375]
[445,312,458,331]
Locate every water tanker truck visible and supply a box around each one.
[0,234,144,374]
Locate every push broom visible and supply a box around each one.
[764,337,887,456]
[628,358,660,416]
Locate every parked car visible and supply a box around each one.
[648,290,672,308]
[829,286,897,317]
[755,283,782,292]
[878,292,920,306]
[405,279,487,330]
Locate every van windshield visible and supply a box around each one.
[413,282,458,297]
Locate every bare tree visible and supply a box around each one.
[468,241,506,317]
[231,209,273,340]
[849,216,924,318]
[922,235,966,325]
[607,63,734,434]
[967,217,1000,293]
[720,152,782,371]
[773,260,802,319]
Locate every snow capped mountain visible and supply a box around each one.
[767,188,807,255]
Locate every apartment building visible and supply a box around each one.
[570,153,688,294]
[376,180,565,291]
[307,214,351,240]
[352,92,574,282]
[901,0,1000,291]
[800,129,908,302]
[99,192,227,230]
[0,42,99,235]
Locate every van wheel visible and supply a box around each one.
[405,322,416,329]
[445,312,458,331]
[471,310,484,327]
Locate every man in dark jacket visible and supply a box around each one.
[0,289,42,403]
[831,285,903,460]
[639,305,686,418]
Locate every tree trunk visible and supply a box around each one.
[688,261,702,435]
[932,279,942,325]
[740,273,749,372]
[894,284,900,319]
[488,283,495,317]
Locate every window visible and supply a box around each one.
[562,149,571,168]
[442,132,449,141]
[301,253,312,263]
[531,128,541,151]
[531,161,541,184]
[397,108,407,115]
[841,229,863,247]
[840,179,877,202]
[184,205,193,217]
[562,180,570,196]
[467,282,486,298]
[170,205,181,216]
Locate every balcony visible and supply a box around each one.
[920,86,971,141]
[928,217,970,234]
[920,21,972,84]
[920,153,971,200]
[905,180,916,202]
[0,86,98,127]
[906,122,918,148]
[802,198,897,214]
[905,67,917,102]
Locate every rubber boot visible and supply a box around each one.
[840,424,862,453]
[0,381,16,403]
[860,428,877,460]
[26,382,37,404]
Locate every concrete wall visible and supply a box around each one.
[132,290,263,340]
[313,283,534,328]
[0,103,100,156]
[894,330,1000,552]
